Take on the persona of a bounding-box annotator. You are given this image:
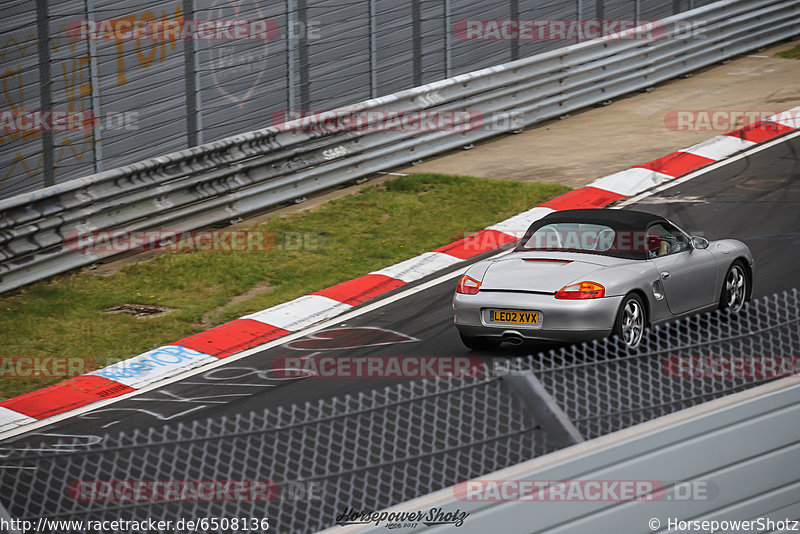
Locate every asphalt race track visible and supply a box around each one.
[3,133,799,453]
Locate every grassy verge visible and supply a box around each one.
[0,173,569,400]
[776,45,800,59]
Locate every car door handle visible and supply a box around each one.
[661,272,670,280]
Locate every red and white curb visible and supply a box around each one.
[1,107,798,434]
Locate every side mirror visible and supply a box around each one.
[691,236,709,250]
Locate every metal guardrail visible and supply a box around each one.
[2,0,699,197]
[1,0,799,294]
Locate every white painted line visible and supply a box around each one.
[589,167,674,197]
[616,129,800,207]
[486,206,554,237]
[767,106,800,129]
[682,135,755,160]
[0,250,513,442]
[244,295,353,331]
[371,251,463,283]
[0,408,36,433]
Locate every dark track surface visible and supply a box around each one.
[4,132,799,449]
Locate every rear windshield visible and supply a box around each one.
[516,222,651,259]
[520,223,616,252]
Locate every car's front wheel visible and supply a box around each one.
[613,293,646,349]
[719,261,748,312]
[459,333,501,351]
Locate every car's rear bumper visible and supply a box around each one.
[453,291,622,343]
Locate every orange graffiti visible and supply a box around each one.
[2,3,182,189]
[113,5,182,85]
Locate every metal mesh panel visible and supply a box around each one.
[1,289,798,533]
[518,289,800,439]
[0,375,550,533]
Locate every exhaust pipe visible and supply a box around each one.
[502,334,524,346]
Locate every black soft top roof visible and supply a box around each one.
[531,208,668,232]
[517,208,670,260]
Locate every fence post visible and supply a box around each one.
[84,0,103,172]
[504,370,584,448]
[287,0,297,111]
[0,499,22,534]
[412,0,422,86]
[35,0,54,188]
[369,0,379,98]
[444,0,452,77]
[510,0,520,60]
[297,0,311,110]
[183,0,203,147]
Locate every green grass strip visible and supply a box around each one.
[0,173,569,400]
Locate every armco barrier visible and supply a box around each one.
[1,0,704,197]
[1,0,799,294]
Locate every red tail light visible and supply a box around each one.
[456,275,481,295]
[554,281,605,299]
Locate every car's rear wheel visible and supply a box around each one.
[613,293,646,349]
[459,333,501,351]
[720,261,748,312]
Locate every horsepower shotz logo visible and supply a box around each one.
[336,507,469,528]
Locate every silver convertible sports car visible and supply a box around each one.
[453,209,754,350]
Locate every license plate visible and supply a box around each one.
[487,309,540,325]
